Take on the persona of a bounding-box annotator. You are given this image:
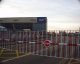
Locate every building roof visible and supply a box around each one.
[0,17,37,23]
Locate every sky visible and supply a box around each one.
[0,0,80,30]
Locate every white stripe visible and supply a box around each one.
[59,43,68,45]
[4,39,10,41]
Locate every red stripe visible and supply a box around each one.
[68,44,77,46]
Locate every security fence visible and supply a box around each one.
[0,30,80,60]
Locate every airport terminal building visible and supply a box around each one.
[0,17,47,31]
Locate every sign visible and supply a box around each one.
[37,17,47,23]
[43,40,50,47]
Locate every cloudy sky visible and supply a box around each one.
[0,0,80,30]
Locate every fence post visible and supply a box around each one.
[29,31,31,53]
[41,31,43,55]
[50,32,52,56]
[66,30,68,58]
[60,31,62,57]
[78,31,80,58]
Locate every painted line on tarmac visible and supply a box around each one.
[2,47,49,63]
[2,52,32,63]
[0,49,4,56]
[2,46,54,63]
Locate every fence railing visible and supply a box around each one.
[0,30,80,60]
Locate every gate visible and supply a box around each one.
[0,30,80,60]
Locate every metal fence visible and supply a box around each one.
[0,30,80,60]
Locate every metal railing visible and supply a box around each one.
[0,30,80,60]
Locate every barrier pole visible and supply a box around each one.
[22,31,25,53]
[21,31,23,53]
[71,31,73,58]
[35,31,37,54]
[78,31,80,58]
[25,31,28,53]
[52,31,55,57]
[36,31,39,55]
[27,31,29,53]
[75,31,78,58]
[29,31,31,53]
[69,30,73,58]
[17,31,20,53]
[58,31,60,57]
[32,31,36,52]
[9,31,11,51]
[58,31,60,64]
[39,31,41,55]
[50,32,52,56]
[69,31,71,58]
[16,50,19,57]
[62,31,66,57]
[0,49,4,57]
[41,31,43,55]
[60,31,62,57]
[45,31,48,56]
[71,30,74,58]
[66,30,68,58]
[55,30,57,57]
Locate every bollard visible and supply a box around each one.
[16,50,19,57]
[0,49,4,57]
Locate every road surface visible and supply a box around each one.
[2,55,63,64]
